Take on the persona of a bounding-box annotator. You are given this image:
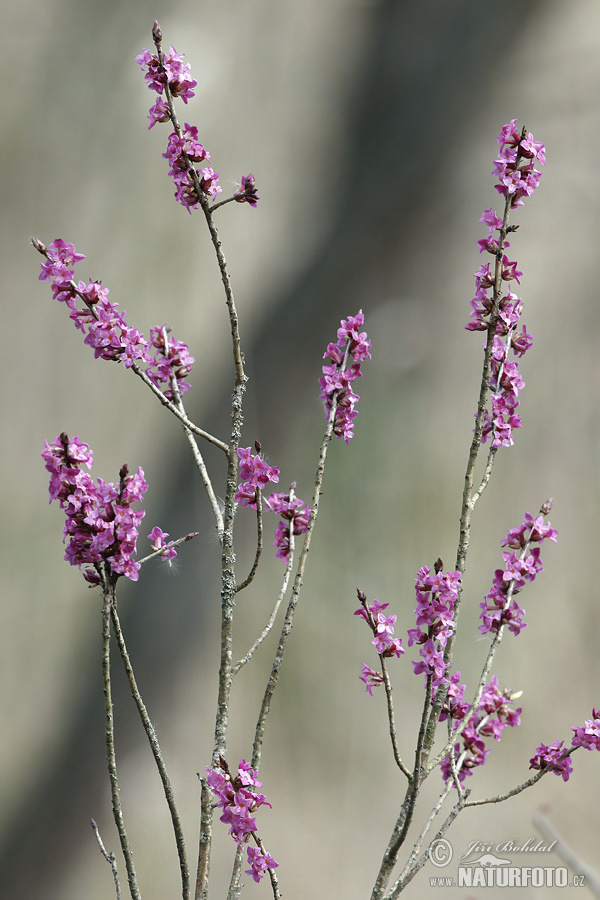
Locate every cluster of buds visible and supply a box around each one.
[206,757,278,884]
[35,239,195,398]
[479,506,557,637]
[319,311,371,443]
[41,434,148,583]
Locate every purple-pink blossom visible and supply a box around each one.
[206,758,277,884]
[37,241,195,398]
[572,709,600,752]
[135,44,197,107]
[319,311,371,443]
[479,508,557,637]
[466,121,545,449]
[265,485,311,564]
[235,446,280,509]
[234,174,260,208]
[529,740,573,782]
[354,590,404,695]
[408,562,460,690]
[441,675,522,785]
[42,433,148,583]
[148,526,177,560]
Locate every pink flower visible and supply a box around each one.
[42,434,148,583]
[319,311,371,443]
[529,741,573,782]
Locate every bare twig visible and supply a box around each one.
[533,808,600,897]
[101,580,141,900]
[91,817,122,900]
[235,491,263,593]
[194,777,213,900]
[250,384,343,772]
[136,530,199,566]
[169,370,225,540]
[111,603,190,900]
[232,528,294,676]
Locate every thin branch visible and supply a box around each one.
[111,604,190,900]
[372,675,433,900]
[31,238,229,453]
[232,527,294,676]
[464,768,546,807]
[194,777,213,900]
[250,387,341,772]
[101,581,141,900]
[386,791,470,899]
[136,530,199,567]
[131,362,229,452]
[169,370,224,540]
[533,808,600,897]
[91,817,122,900]
[357,592,409,778]
[379,656,411,777]
[235,491,263,594]
[226,845,245,900]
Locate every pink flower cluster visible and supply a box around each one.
[162,123,222,209]
[529,741,573,782]
[147,526,178,561]
[354,590,404,695]
[206,758,278,884]
[265,486,311,564]
[41,433,147,583]
[37,240,194,398]
[235,446,280,509]
[146,324,195,399]
[479,509,557,637]
[319,311,371,443]
[493,119,545,208]
[136,38,225,209]
[234,174,260,208]
[572,708,600,752]
[529,710,600,783]
[441,674,522,784]
[408,562,461,690]
[135,43,197,127]
[466,120,545,449]
[467,227,532,448]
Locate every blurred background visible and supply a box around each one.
[2,0,600,897]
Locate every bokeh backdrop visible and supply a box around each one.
[2,0,600,897]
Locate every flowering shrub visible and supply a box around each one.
[34,20,599,900]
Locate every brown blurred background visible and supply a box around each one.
[2,0,600,897]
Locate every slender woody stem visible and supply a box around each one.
[251,391,340,771]
[101,581,141,900]
[235,490,263,593]
[111,604,190,900]
[91,817,122,900]
[194,777,213,900]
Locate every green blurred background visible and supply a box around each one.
[2,0,600,897]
